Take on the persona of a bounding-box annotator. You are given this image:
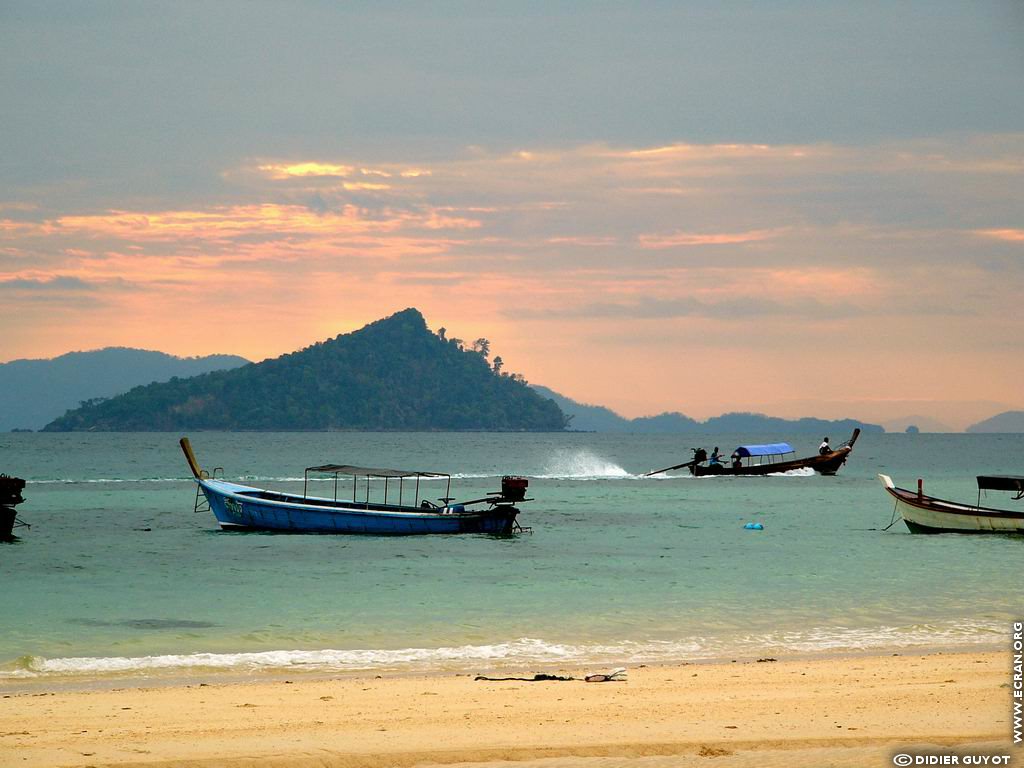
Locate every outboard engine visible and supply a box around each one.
[500,475,529,503]
[692,448,708,464]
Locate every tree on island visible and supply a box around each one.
[472,338,491,357]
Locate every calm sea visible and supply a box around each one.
[0,431,1020,685]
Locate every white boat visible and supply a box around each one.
[878,474,1024,534]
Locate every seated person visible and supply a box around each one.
[731,452,743,470]
[709,447,723,465]
[819,436,831,455]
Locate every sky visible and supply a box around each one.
[1,1,1022,430]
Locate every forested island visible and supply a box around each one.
[44,309,568,432]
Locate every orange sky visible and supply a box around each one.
[2,4,1022,430]
[2,138,1022,429]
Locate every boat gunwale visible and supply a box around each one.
[883,483,1024,520]
[199,478,509,519]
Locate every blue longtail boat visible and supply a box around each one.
[180,438,529,535]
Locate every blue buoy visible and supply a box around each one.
[743,522,764,530]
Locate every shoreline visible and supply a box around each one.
[1,639,1007,695]
[0,649,1014,767]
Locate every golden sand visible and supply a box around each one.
[0,651,1015,767]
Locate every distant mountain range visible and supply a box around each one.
[532,385,884,434]
[0,348,249,431]
[965,411,1024,433]
[7,326,1019,435]
[43,309,567,432]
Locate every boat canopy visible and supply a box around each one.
[306,464,449,479]
[733,442,794,458]
[976,475,1024,492]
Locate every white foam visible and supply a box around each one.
[742,620,1006,652]
[766,467,816,477]
[639,466,697,479]
[5,620,1004,679]
[11,638,616,678]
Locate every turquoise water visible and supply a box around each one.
[0,432,1020,682]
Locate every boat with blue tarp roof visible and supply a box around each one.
[646,429,860,477]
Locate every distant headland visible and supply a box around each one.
[965,411,1024,433]
[0,348,249,432]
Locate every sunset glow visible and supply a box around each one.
[2,3,1022,430]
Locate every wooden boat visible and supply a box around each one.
[647,429,860,477]
[878,473,1024,534]
[180,438,528,535]
[0,474,27,541]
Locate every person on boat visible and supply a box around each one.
[819,437,831,455]
[731,452,743,470]
[709,447,723,466]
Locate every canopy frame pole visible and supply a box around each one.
[415,475,420,507]
[446,476,451,504]
[333,472,338,503]
[303,469,308,499]
[365,475,370,508]
[384,477,388,505]
[353,475,357,504]
[399,477,403,506]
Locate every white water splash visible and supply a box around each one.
[537,449,633,479]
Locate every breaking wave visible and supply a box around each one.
[3,620,1004,680]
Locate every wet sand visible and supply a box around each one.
[0,651,1014,767]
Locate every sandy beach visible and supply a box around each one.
[0,650,1015,768]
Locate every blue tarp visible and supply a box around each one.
[734,442,794,458]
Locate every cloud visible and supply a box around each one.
[638,228,784,248]
[0,274,140,307]
[525,295,866,320]
[258,162,355,179]
[8,203,482,246]
[0,275,96,292]
[1,135,1022,423]
[973,228,1024,242]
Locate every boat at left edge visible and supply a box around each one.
[0,474,28,541]
[180,437,530,536]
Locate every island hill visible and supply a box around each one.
[40,308,888,434]
[43,309,569,432]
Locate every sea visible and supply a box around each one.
[0,431,1020,687]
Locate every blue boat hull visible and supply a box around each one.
[199,480,519,535]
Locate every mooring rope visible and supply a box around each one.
[880,500,900,531]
